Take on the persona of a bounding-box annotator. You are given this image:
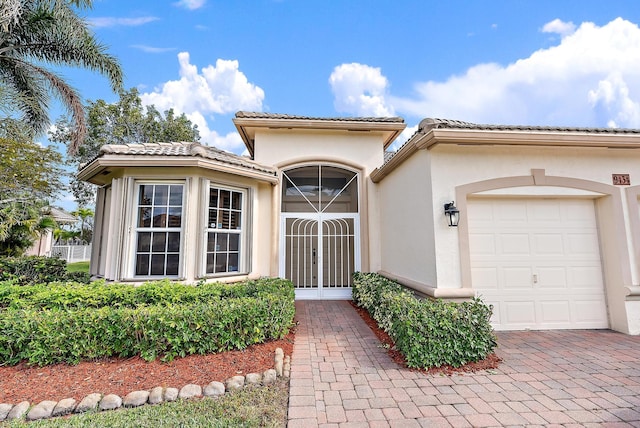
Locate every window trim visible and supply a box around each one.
[131,180,186,279]
[201,182,249,278]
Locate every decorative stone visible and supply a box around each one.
[245,373,262,385]
[99,394,122,411]
[226,375,245,391]
[52,398,77,417]
[263,369,277,385]
[0,403,13,422]
[283,355,291,378]
[6,401,30,421]
[123,390,150,407]
[26,400,57,421]
[178,384,202,399]
[76,393,101,413]
[164,387,179,402]
[203,381,225,397]
[275,348,284,377]
[148,387,164,404]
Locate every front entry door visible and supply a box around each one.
[282,214,359,299]
[279,164,360,299]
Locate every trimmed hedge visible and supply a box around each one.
[352,272,496,368]
[0,256,91,285]
[0,278,295,366]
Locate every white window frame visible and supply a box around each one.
[202,183,248,277]
[131,181,186,279]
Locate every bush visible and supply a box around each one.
[0,278,295,366]
[0,256,91,285]
[352,272,496,369]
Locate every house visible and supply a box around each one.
[78,112,640,334]
[25,207,77,257]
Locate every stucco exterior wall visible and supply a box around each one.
[377,149,437,289]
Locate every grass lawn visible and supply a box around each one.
[6,381,289,427]
[65,261,90,273]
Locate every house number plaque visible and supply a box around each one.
[612,174,631,185]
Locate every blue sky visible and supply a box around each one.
[51,0,640,207]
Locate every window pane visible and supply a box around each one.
[215,254,228,273]
[217,233,228,251]
[135,254,150,276]
[169,185,183,205]
[221,210,230,229]
[220,190,231,209]
[167,232,180,252]
[137,232,151,252]
[208,209,217,228]
[152,232,166,252]
[139,185,153,205]
[229,233,239,251]
[207,232,216,252]
[154,185,168,205]
[209,188,219,208]
[138,208,151,227]
[168,207,182,227]
[228,253,239,272]
[206,253,215,274]
[151,254,165,275]
[152,207,167,227]
[166,254,179,276]
[231,192,242,210]
[230,211,241,229]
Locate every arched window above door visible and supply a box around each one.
[281,165,358,213]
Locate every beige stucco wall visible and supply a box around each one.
[253,129,387,274]
[378,142,640,333]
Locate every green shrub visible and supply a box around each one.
[0,278,295,366]
[0,256,92,285]
[352,272,496,368]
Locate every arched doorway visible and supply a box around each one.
[280,164,360,299]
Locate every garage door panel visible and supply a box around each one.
[500,233,530,254]
[533,233,564,255]
[469,198,608,331]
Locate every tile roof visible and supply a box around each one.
[98,142,276,175]
[418,117,640,134]
[235,111,405,123]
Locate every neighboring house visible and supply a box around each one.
[78,112,640,335]
[25,207,77,257]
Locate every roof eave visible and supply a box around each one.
[233,117,407,157]
[371,127,640,183]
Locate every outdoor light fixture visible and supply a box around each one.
[444,201,460,227]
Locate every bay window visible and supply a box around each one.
[205,186,245,275]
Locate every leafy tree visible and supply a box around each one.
[0,0,123,154]
[0,119,65,255]
[51,88,201,207]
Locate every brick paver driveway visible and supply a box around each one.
[288,300,640,427]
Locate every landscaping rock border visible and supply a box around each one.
[0,348,289,423]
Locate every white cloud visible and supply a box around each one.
[174,0,206,10]
[141,52,264,116]
[139,52,264,152]
[130,45,176,53]
[88,16,159,28]
[541,19,576,37]
[388,18,640,128]
[329,63,394,117]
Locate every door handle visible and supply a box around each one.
[533,274,538,284]
[312,248,316,265]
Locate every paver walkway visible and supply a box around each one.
[288,300,640,427]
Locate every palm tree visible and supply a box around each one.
[72,207,93,242]
[0,0,123,154]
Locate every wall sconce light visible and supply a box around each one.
[444,201,460,227]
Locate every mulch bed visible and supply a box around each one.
[349,301,501,375]
[0,332,294,405]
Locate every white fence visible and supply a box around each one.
[50,245,92,263]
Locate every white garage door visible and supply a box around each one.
[469,198,608,330]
